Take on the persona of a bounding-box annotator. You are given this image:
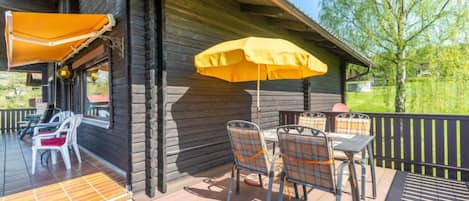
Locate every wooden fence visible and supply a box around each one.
[0,108,37,134]
[279,110,469,181]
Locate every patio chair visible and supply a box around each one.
[276,125,349,201]
[32,111,75,135]
[226,120,281,201]
[334,112,376,199]
[31,114,83,175]
[298,112,327,132]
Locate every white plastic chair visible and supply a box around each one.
[33,111,74,134]
[31,114,83,175]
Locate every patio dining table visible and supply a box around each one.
[262,128,376,201]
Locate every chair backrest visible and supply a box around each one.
[227,120,269,174]
[334,113,370,135]
[298,112,327,132]
[277,125,336,192]
[49,111,74,123]
[332,103,349,112]
[67,114,83,145]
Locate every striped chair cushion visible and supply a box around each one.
[298,116,327,132]
[335,117,370,135]
[277,132,335,191]
[228,127,269,174]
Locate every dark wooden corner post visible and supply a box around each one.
[339,60,347,103]
[155,0,168,194]
[143,0,162,197]
[303,79,311,111]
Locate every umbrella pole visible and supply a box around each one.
[257,64,260,125]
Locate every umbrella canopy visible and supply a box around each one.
[4,11,115,68]
[194,37,328,124]
[194,37,328,82]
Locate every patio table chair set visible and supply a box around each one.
[226,112,375,201]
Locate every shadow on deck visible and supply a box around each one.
[157,164,469,201]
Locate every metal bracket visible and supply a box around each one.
[99,35,125,58]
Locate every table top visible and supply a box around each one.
[262,128,374,153]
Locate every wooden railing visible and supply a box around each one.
[279,110,469,181]
[0,108,37,134]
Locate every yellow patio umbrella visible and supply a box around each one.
[194,37,328,123]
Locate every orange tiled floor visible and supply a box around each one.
[0,172,131,201]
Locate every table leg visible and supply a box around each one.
[272,142,276,155]
[346,152,360,201]
[367,143,377,198]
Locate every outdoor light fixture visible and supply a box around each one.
[57,66,73,80]
[89,70,99,82]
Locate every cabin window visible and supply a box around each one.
[83,62,110,121]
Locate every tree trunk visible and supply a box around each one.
[395,51,406,112]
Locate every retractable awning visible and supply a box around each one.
[4,11,115,68]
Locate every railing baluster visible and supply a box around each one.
[423,119,433,176]
[393,117,402,171]
[375,116,383,167]
[384,117,392,169]
[413,118,423,174]
[460,120,469,181]
[435,119,446,178]
[446,119,458,179]
[0,110,4,134]
[402,117,412,172]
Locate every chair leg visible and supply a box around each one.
[336,161,348,201]
[361,158,366,200]
[368,144,377,199]
[303,185,308,200]
[236,168,240,194]
[277,173,285,201]
[60,147,71,169]
[293,183,299,199]
[266,172,274,201]
[72,144,82,163]
[258,174,263,187]
[227,165,235,201]
[51,150,57,165]
[31,148,37,175]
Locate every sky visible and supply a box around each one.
[289,0,321,20]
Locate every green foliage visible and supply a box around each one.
[0,72,42,109]
[320,0,469,113]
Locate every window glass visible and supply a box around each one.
[84,63,110,120]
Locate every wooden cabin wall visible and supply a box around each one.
[73,0,130,173]
[163,0,342,182]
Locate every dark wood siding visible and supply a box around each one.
[163,0,342,182]
[73,0,130,173]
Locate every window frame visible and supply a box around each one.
[74,44,113,129]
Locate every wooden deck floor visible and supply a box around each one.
[157,164,469,201]
[158,165,395,201]
[0,133,129,200]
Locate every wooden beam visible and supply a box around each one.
[239,4,295,20]
[289,30,328,42]
[267,18,311,32]
[0,0,57,12]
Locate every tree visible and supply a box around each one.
[319,0,465,112]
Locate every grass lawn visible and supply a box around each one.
[346,79,469,114]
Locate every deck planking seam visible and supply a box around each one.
[82,175,107,200]
[58,181,73,201]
